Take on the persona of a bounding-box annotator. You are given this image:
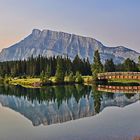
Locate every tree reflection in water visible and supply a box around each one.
[0,84,139,126]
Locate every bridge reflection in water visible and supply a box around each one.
[97,85,140,93]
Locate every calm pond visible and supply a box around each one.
[0,84,140,140]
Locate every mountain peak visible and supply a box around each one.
[0,29,139,63]
[32,29,41,34]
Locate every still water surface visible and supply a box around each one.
[0,84,140,140]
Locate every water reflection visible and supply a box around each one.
[0,84,139,126]
[97,84,140,93]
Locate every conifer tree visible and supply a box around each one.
[67,72,75,83]
[138,56,140,71]
[104,59,115,72]
[45,64,51,79]
[92,50,103,80]
[55,57,65,83]
[40,71,45,82]
[123,58,138,72]
[73,55,82,74]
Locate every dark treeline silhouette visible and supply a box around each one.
[104,58,139,72]
[0,55,91,77]
[0,52,140,78]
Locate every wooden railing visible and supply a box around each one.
[98,72,140,80]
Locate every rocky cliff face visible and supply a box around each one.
[0,29,139,63]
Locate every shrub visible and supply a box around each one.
[22,75,27,79]
[4,78,10,84]
[75,71,83,83]
[65,72,75,83]
[42,79,52,85]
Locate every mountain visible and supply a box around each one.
[0,29,139,63]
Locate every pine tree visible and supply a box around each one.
[92,50,103,80]
[66,72,75,83]
[55,57,65,83]
[45,64,51,79]
[123,58,138,72]
[138,56,140,71]
[73,55,82,74]
[65,56,72,75]
[40,71,45,82]
[104,59,115,72]
[84,58,92,75]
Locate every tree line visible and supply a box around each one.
[104,57,140,72]
[0,51,140,81]
[0,55,91,78]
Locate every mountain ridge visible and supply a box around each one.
[0,29,139,63]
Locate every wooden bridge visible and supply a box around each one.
[97,85,140,93]
[98,72,140,80]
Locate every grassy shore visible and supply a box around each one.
[9,78,41,88]
[7,76,93,88]
[6,77,140,88]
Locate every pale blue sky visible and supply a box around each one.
[0,0,140,52]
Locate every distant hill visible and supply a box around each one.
[0,29,139,63]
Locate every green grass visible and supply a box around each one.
[8,76,93,88]
[82,76,93,83]
[9,78,41,88]
[49,76,57,83]
[8,76,140,88]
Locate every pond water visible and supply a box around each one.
[0,84,140,140]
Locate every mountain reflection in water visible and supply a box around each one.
[0,84,139,126]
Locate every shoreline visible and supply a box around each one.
[1,76,140,88]
[6,76,93,88]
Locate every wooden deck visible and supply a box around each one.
[98,72,140,80]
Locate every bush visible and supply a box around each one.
[42,79,52,85]
[75,71,83,83]
[65,72,75,83]
[22,75,27,79]
[55,77,64,83]
[0,77,4,82]
[83,76,93,83]
[4,78,10,84]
